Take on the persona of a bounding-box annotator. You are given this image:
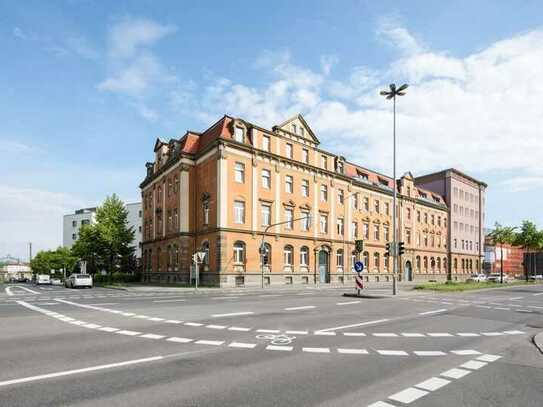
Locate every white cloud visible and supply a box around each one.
[377,18,425,55]
[0,185,86,260]
[183,25,543,186]
[320,55,339,75]
[0,140,33,154]
[499,175,543,192]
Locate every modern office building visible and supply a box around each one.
[140,114,486,287]
[62,202,143,259]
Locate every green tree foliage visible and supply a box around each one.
[71,224,106,275]
[30,247,78,275]
[488,222,517,246]
[513,220,542,250]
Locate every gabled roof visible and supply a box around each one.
[273,114,320,144]
[153,138,167,152]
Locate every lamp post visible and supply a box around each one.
[343,192,360,272]
[260,215,312,288]
[380,83,408,296]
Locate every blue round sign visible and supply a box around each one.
[354,261,364,273]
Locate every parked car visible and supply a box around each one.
[65,274,93,289]
[51,278,62,285]
[528,274,543,281]
[487,273,509,283]
[468,273,487,282]
[35,274,51,285]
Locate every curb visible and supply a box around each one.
[533,332,543,355]
[343,293,389,299]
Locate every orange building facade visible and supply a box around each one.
[140,114,485,287]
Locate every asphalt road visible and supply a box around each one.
[1,282,542,406]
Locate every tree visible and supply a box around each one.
[94,194,135,275]
[30,247,78,277]
[72,224,106,275]
[514,220,543,279]
[488,223,517,283]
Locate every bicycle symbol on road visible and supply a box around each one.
[256,334,296,345]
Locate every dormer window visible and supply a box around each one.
[357,170,368,180]
[234,127,244,143]
[378,178,389,187]
[321,155,328,170]
[337,160,344,174]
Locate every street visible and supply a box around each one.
[1,283,542,406]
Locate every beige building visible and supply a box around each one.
[140,114,485,287]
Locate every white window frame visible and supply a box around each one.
[234,201,245,224]
[234,162,245,183]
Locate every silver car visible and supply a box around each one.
[65,274,93,288]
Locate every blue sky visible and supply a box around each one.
[2,0,543,259]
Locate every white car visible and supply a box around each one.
[469,273,487,282]
[487,273,509,283]
[65,274,93,289]
[35,274,51,285]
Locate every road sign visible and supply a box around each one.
[355,274,364,290]
[193,251,206,264]
[354,261,364,273]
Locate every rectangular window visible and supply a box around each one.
[431,214,435,225]
[337,218,344,236]
[284,247,293,265]
[72,220,77,227]
[261,204,271,226]
[285,175,293,193]
[285,208,293,229]
[234,127,244,143]
[203,206,209,225]
[285,143,293,159]
[406,208,411,220]
[384,225,390,241]
[363,197,369,211]
[302,148,309,163]
[234,201,245,224]
[320,185,328,202]
[417,210,421,221]
[338,189,344,205]
[262,169,271,189]
[321,155,328,169]
[262,135,270,151]
[301,211,310,231]
[384,202,390,216]
[234,162,245,183]
[351,222,358,239]
[373,224,380,240]
[406,229,411,245]
[301,179,309,197]
[352,194,358,209]
[374,200,380,213]
[363,223,369,239]
[320,214,328,233]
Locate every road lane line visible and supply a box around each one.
[228,342,257,349]
[343,332,366,336]
[284,305,316,311]
[302,347,330,353]
[314,331,336,336]
[228,326,252,332]
[153,299,186,303]
[266,345,292,351]
[211,312,254,318]
[318,319,390,332]
[373,333,397,337]
[166,337,193,343]
[206,325,226,330]
[414,351,447,356]
[195,340,224,346]
[164,320,183,324]
[337,348,369,354]
[450,350,481,355]
[285,330,308,335]
[184,322,203,327]
[401,333,425,337]
[377,350,409,356]
[256,329,280,333]
[418,309,447,316]
[415,377,450,391]
[140,333,165,340]
[0,356,164,388]
[427,333,453,337]
[5,286,40,296]
[457,333,480,337]
[476,354,501,362]
[440,368,471,379]
[116,330,141,336]
[460,360,488,370]
[389,387,429,404]
[336,301,361,305]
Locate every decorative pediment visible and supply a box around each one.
[273,114,320,144]
[283,199,296,208]
[153,137,167,152]
[299,203,311,211]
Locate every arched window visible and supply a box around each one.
[300,246,309,266]
[157,247,162,272]
[461,259,465,271]
[436,257,441,271]
[384,253,389,269]
[475,260,479,271]
[443,257,447,271]
[373,252,380,268]
[363,251,370,269]
[454,258,458,271]
[336,249,344,268]
[174,244,179,266]
[469,259,473,271]
[416,256,421,270]
[201,241,209,265]
[284,245,293,265]
[261,243,272,266]
[233,241,245,263]
[430,257,436,271]
[423,256,428,271]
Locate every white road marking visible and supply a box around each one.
[266,345,292,351]
[367,402,396,407]
[343,332,367,336]
[0,356,163,388]
[166,337,193,343]
[82,323,102,329]
[532,292,543,296]
[509,296,523,300]
[414,351,447,356]
[457,333,480,337]
[389,387,429,404]
[284,305,316,311]
[99,327,119,332]
[517,309,533,313]
[285,330,308,335]
[415,377,450,391]
[148,317,164,322]
[377,350,408,356]
[451,350,481,355]
[476,354,502,362]
[184,322,203,327]
[494,307,510,311]
[314,331,336,336]
[336,301,361,305]
[373,333,398,337]
[195,340,224,346]
[337,348,368,354]
[440,368,471,379]
[205,325,226,330]
[153,299,186,303]
[87,303,120,306]
[256,329,280,333]
[427,333,453,337]
[212,312,254,318]
[302,347,330,353]
[504,330,525,335]
[482,332,503,336]
[527,305,543,309]
[116,330,141,336]
[318,319,390,332]
[418,309,447,316]
[460,360,488,370]
[401,333,425,337]
[140,334,165,340]
[5,286,40,296]
[164,320,183,324]
[228,342,257,349]
[228,326,252,332]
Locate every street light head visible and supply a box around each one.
[379,91,390,96]
[397,83,408,92]
[389,83,396,92]
[386,93,394,100]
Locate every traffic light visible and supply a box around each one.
[398,241,405,256]
[355,239,364,253]
[385,242,391,256]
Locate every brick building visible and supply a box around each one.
[140,114,486,287]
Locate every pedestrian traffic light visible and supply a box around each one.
[385,242,391,256]
[355,239,364,253]
[398,241,405,256]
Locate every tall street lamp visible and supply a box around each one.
[380,83,408,296]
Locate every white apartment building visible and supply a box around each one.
[62,202,142,259]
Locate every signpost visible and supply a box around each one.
[192,251,206,290]
[353,261,364,295]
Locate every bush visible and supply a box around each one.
[93,272,141,284]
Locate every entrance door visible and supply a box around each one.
[318,250,330,283]
[404,261,413,282]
